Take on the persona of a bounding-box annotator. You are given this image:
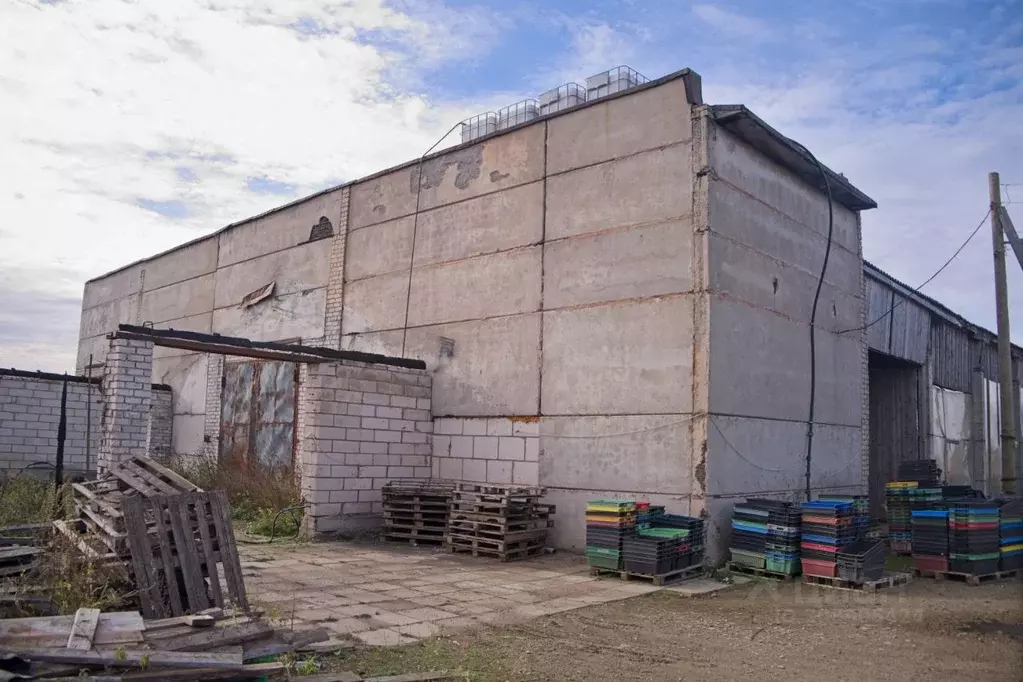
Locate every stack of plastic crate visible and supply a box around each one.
[999,498,1023,571]
[584,500,635,571]
[948,500,1001,576]
[654,514,704,568]
[800,500,856,577]
[886,481,917,553]
[741,499,801,576]
[623,527,689,575]
[897,459,941,486]
[836,538,886,583]
[911,505,949,574]
[635,502,665,530]
[819,494,870,539]
[729,501,769,570]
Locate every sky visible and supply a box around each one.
[1,0,1022,373]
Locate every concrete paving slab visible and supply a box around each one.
[663,578,736,597]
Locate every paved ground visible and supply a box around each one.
[239,539,681,647]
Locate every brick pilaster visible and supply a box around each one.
[322,186,350,350]
[203,354,224,459]
[98,337,153,472]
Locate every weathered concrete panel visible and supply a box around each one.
[705,415,862,496]
[76,334,109,372]
[546,144,692,241]
[79,294,138,339]
[708,234,860,333]
[709,180,861,293]
[214,240,330,308]
[212,288,326,341]
[218,187,346,267]
[172,414,205,457]
[547,79,692,175]
[543,487,694,550]
[152,352,208,417]
[82,265,142,309]
[540,416,692,494]
[142,238,218,291]
[404,313,540,416]
[707,296,862,426]
[414,181,544,267]
[341,272,409,334]
[345,217,414,281]
[349,126,546,229]
[709,127,859,253]
[542,297,694,415]
[340,329,405,358]
[408,247,541,327]
[544,221,694,310]
[139,274,215,324]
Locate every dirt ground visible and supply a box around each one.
[326,576,1023,682]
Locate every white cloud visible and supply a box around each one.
[0,0,500,371]
[691,4,773,40]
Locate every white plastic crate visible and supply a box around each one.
[497,100,540,130]
[538,83,586,116]
[460,113,498,143]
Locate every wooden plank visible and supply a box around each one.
[121,495,166,619]
[44,662,284,681]
[144,609,222,632]
[122,460,181,496]
[208,490,247,610]
[135,456,202,493]
[156,620,274,652]
[242,627,330,660]
[8,647,246,669]
[72,482,124,519]
[66,608,101,650]
[167,494,209,613]
[151,498,184,616]
[365,672,463,682]
[193,497,224,607]
[0,611,144,648]
[109,466,161,497]
[0,546,42,561]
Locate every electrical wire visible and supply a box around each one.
[838,209,991,335]
[400,121,465,356]
[785,139,834,501]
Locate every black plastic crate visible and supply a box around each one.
[949,558,999,575]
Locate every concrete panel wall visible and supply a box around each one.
[141,239,218,292]
[345,217,414,281]
[212,288,326,341]
[213,240,330,308]
[542,297,694,415]
[139,274,216,324]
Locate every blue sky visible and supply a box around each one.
[1,0,1021,371]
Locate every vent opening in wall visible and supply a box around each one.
[309,216,334,241]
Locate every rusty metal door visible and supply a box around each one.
[220,360,296,467]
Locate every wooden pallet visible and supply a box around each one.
[911,567,1022,586]
[801,572,911,593]
[447,541,545,562]
[590,563,704,586]
[727,563,796,581]
[122,490,246,619]
[0,546,42,578]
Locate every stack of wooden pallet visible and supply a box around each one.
[445,483,554,561]
[56,456,201,564]
[0,605,330,679]
[382,480,456,546]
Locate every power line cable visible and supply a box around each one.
[838,209,992,335]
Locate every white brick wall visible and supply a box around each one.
[148,388,173,457]
[202,354,224,459]
[98,338,154,472]
[322,186,350,350]
[298,359,432,536]
[0,373,103,474]
[431,417,539,486]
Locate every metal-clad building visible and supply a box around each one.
[863,261,1022,516]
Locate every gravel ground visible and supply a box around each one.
[331,576,1023,682]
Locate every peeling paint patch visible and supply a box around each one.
[695,441,707,490]
[489,170,509,183]
[410,145,483,193]
[240,281,276,308]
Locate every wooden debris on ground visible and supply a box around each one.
[445,482,554,561]
[0,523,51,582]
[0,606,329,680]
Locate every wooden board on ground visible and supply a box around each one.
[727,563,796,581]
[590,563,704,586]
[0,610,145,648]
[801,572,911,593]
[122,489,247,619]
[911,567,1021,586]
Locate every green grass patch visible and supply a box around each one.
[885,553,913,573]
[0,474,72,527]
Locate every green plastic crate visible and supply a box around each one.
[730,549,766,569]
[638,528,689,539]
[766,556,799,574]
[586,547,622,570]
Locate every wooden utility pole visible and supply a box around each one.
[989,172,1017,495]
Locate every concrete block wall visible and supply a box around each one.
[297,360,432,536]
[98,338,153,471]
[0,373,103,474]
[432,418,539,485]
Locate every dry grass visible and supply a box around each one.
[167,455,303,537]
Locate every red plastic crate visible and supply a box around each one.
[801,558,837,577]
[912,555,948,573]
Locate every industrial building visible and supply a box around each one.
[52,66,1022,560]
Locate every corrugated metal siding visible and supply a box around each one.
[930,322,973,392]
[866,277,894,353]
[889,294,930,363]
